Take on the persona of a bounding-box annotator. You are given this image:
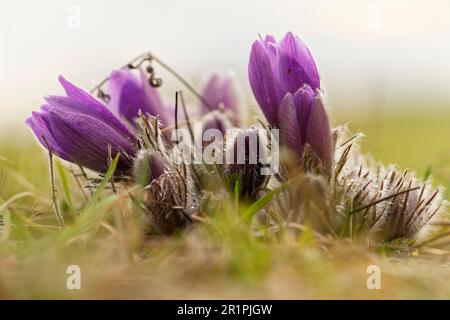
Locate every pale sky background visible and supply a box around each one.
[0,0,449,130]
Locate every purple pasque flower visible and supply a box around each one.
[248,32,320,127]
[278,85,332,172]
[108,68,171,127]
[26,76,138,176]
[199,73,240,133]
[200,73,238,115]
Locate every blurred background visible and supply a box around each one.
[0,0,449,185]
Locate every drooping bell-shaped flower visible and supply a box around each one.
[248,32,320,127]
[108,68,171,127]
[278,85,332,172]
[26,76,138,176]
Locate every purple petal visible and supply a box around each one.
[262,35,278,60]
[108,69,170,127]
[26,108,68,159]
[56,76,136,142]
[303,94,332,171]
[220,77,239,115]
[109,69,146,124]
[58,75,101,105]
[278,93,303,155]
[48,108,137,174]
[262,34,277,47]
[293,85,315,141]
[248,40,283,127]
[108,69,142,117]
[276,32,320,93]
[201,73,220,113]
[200,73,238,116]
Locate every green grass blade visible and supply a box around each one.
[54,194,119,244]
[242,183,286,221]
[423,165,432,181]
[233,177,240,212]
[55,160,76,216]
[90,154,119,203]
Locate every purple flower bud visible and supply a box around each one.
[26,76,138,176]
[248,32,320,127]
[279,85,332,172]
[225,128,268,200]
[108,68,171,127]
[143,165,199,235]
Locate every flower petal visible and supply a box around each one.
[303,94,332,171]
[200,73,238,116]
[276,32,320,93]
[55,76,136,141]
[25,107,68,159]
[293,85,315,141]
[48,108,136,174]
[278,93,303,154]
[108,69,142,117]
[108,69,170,127]
[262,34,277,47]
[248,40,283,127]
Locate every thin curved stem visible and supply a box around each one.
[90,52,214,111]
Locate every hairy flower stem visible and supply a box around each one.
[42,136,65,227]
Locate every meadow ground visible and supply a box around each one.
[0,111,449,299]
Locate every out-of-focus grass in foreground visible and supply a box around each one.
[0,113,449,299]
